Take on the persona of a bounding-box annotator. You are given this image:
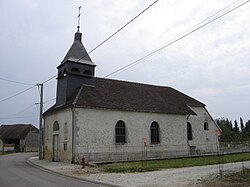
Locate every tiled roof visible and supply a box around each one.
[0,124,38,140]
[45,78,205,115]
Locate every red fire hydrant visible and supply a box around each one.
[81,157,85,169]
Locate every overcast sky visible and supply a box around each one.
[0,0,249,128]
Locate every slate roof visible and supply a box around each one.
[60,31,95,66]
[0,124,38,140]
[45,78,205,116]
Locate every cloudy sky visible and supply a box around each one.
[0,0,249,127]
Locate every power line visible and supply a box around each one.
[104,0,250,78]
[12,103,36,116]
[0,115,38,120]
[0,85,36,103]
[41,1,160,85]
[77,0,159,62]
[0,76,34,86]
[42,74,57,84]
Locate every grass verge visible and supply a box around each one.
[0,152,13,156]
[104,153,250,173]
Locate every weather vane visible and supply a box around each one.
[77,6,82,32]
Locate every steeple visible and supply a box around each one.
[55,6,96,107]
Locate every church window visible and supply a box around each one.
[187,122,193,140]
[63,143,67,151]
[53,121,59,131]
[150,121,160,144]
[71,67,80,73]
[204,122,209,131]
[58,71,62,77]
[63,69,68,77]
[83,70,92,76]
[64,123,68,140]
[115,120,126,144]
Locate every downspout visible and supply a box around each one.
[71,107,76,163]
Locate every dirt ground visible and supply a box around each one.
[195,169,250,187]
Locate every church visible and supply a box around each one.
[43,26,221,163]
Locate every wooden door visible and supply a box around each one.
[53,134,59,162]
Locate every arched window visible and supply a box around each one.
[187,122,193,140]
[53,121,59,131]
[83,70,92,76]
[63,69,68,77]
[115,120,126,144]
[151,121,160,144]
[204,122,209,131]
[71,67,80,73]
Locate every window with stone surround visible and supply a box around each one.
[187,122,193,140]
[204,122,209,131]
[115,120,126,144]
[150,121,160,144]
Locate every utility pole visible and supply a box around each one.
[37,83,43,160]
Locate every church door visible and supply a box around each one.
[53,134,59,162]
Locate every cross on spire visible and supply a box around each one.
[77,6,82,32]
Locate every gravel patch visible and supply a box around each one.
[29,157,250,187]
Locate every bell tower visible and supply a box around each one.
[56,7,96,107]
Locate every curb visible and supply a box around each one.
[27,157,122,187]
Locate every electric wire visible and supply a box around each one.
[0,85,36,104]
[104,0,250,78]
[42,74,57,84]
[41,1,159,85]
[77,0,159,62]
[0,115,38,120]
[0,76,34,86]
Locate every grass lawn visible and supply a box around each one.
[104,153,250,173]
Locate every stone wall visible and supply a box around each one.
[44,106,220,163]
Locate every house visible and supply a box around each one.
[43,28,221,163]
[0,136,4,152]
[0,124,39,152]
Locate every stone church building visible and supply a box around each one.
[43,28,220,163]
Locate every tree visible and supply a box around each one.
[233,120,240,133]
[240,117,244,133]
[245,120,250,134]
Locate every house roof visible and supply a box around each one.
[0,124,38,140]
[45,78,205,116]
[60,31,95,66]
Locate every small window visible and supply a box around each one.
[83,70,92,76]
[187,122,193,141]
[150,121,160,144]
[204,122,209,131]
[64,123,68,140]
[58,71,62,77]
[53,121,59,131]
[71,67,80,73]
[63,143,67,151]
[63,69,68,76]
[115,120,126,144]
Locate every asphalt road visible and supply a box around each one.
[0,153,112,187]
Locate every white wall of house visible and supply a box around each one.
[188,106,219,154]
[24,131,39,152]
[74,108,189,162]
[44,106,219,163]
[44,108,73,162]
[0,139,3,152]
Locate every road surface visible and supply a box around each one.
[0,153,112,187]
